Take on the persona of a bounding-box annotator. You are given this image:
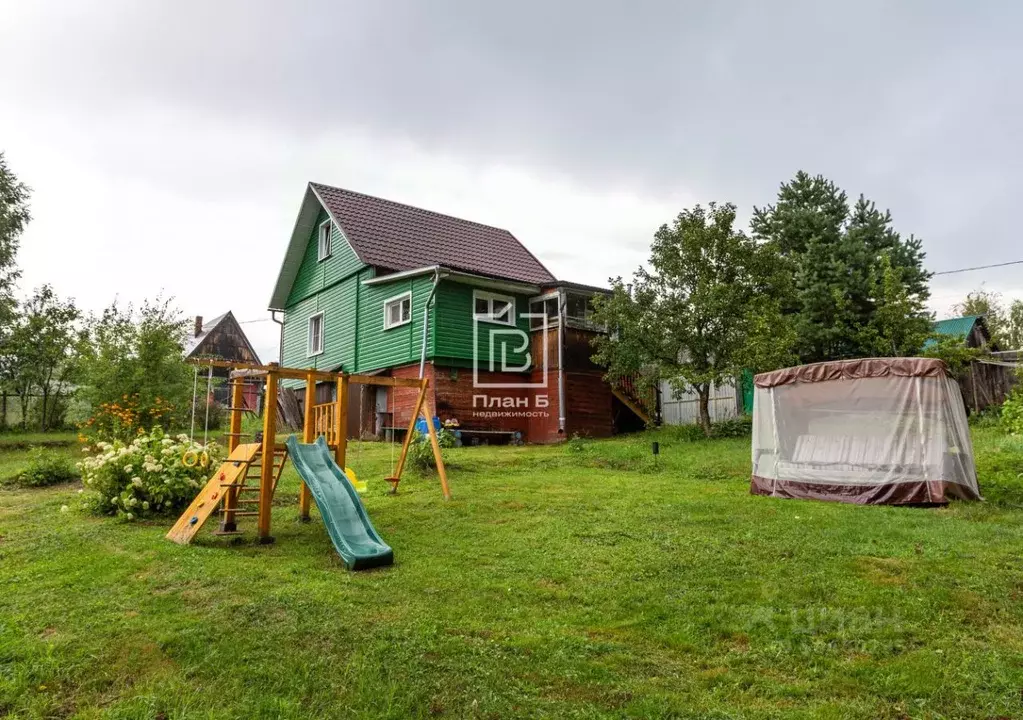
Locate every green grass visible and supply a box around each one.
[1,427,1022,718]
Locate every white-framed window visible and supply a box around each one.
[307,312,324,356]
[473,290,516,326]
[383,291,412,330]
[317,219,332,261]
[528,292,560,330]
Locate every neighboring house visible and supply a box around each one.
[925,315,994,350]
[185,312,262,410]
[924,315,1020,413]
[268,182,647,442]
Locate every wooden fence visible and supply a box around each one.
[960,351,1021,414]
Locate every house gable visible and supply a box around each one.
[185,311,261,364]
[286,206,365,307]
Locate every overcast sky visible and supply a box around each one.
[1,0,1020,362]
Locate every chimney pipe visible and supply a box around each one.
[194,315,203,337]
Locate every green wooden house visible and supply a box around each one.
[269,182,647,443]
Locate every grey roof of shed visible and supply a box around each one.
[269,183,556,309]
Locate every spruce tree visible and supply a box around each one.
[752,172,932,363]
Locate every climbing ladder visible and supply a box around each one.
[214,445,289,536]
[166,443,289,545]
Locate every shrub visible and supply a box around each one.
[78,427,222,520]
[406,428,456,470]
[1001,393,1023,436]
[665,415,752,441]
[16,448,79,487]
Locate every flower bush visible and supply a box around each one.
[78,427,222,520]
[81,394,177,443]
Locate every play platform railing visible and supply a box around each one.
[312,401,340,445]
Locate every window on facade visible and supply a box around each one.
[308,312,324,355]
[528,296,560,330]
[384,292,412,329]
[565,292,595,321]
[472,290,515,326]
[317,220,332,261]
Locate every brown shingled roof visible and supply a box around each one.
[310,183,555,285]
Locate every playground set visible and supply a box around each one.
[165,359,450,570]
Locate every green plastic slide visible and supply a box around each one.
[286,435,394,570]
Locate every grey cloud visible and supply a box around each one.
[3,0,1021,281]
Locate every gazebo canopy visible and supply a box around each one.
[751,358,980,505]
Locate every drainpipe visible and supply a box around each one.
[557,290,566,436]
[419,268,443,378]
[271,310,284,364]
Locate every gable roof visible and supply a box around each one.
[270,183,556,309]
[184,311,261,364]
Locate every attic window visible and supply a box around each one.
[384,291,412,330]
[307,312,324,356]
[317,220,332,261]
[473,290,515,327]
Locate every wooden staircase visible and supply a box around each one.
[610,375,654,425]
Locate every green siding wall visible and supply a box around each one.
[433,280,532,370]
[286,209,363,306]
[356,275,436,373]
[278,208,535,385]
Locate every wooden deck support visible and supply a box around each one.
[299,371,315,520]
[258,369,278,543]
[336,376,348,471]
[220,379,245,531]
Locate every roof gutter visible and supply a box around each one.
[364,265,540,296]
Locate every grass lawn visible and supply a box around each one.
[1,427,1022,718]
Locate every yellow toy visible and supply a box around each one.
[344,467,367,493]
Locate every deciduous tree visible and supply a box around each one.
[592,202,794,436]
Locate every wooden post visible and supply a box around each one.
[298,372,315,520]
[221,378,245,531]
[336,376,348,470]
[258,369,278,543]
[423,395,451,501]
[228,379,244,453]
[392,377,429,480]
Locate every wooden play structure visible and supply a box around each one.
[167,360,450,547]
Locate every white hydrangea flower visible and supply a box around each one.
[126,513,134,520]
[60,505,69,513]
[142,501,150,510]
[132,477,143,487]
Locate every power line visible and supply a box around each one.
[933,259,1023,276]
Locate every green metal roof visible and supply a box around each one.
[923,315,981,348]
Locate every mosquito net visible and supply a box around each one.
[751,358,980,505]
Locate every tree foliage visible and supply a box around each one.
[5,285,83,430]
[751,171,932,363]
[591,202,794,436]
[0,153,31,401]
[78,298,194,434]
[952,288,1023,350]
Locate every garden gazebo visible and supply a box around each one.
[751,357,980,505]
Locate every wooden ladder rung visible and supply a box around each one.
[229,511,261,517]
[233,499,261,505]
